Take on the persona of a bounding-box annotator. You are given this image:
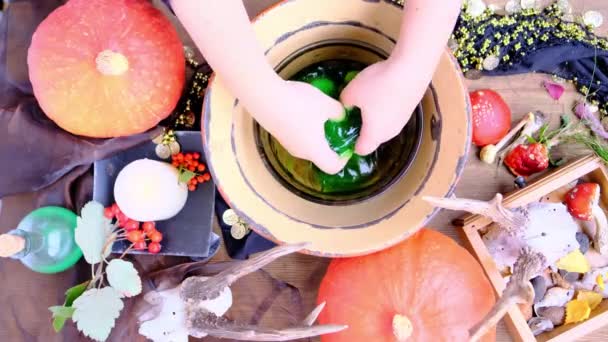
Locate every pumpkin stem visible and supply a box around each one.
[392,314,413,341]
[96,50,129,76]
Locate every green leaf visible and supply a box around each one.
[72,287,124,342]
[178,169,196,184]
[75,202,114,264]
[561,115,571,128]
[106,260,142,298]
[49,306,76,333]
[526,135,537,144]
[50,306,76,318]
[65,282,89,306]
[550,158,566,167]
[52,316,68,333]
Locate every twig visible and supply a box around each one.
[188,312,347,341]
[119,244,135,259]
[180,243,309,301]
[423,194,527,234]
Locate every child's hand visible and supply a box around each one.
[253,80,348,174]
[341,59,422,155]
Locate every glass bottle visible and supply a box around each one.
[0,206,82,274]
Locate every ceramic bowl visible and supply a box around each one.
[202,0,471,256]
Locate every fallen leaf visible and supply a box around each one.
[556,250,590,273]
[565,299,591,324]
[577,290,603,310]
[72,287,124,342]
[543,81,565,100]
[597,274,605,291]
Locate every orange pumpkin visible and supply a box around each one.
[27,0,185,138]
[318,229,496,341]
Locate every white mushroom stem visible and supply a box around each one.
[423,194,527,233]
[499,112,546,161]
[592,205,608,255]
[480,113,535,164]
[469,248,546,342]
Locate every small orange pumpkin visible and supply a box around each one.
[318,228,496,341]
[27,0,185,138]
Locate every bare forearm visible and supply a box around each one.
[172,0,281,113]
[390,0,461,82]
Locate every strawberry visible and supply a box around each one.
[504,143,549,177]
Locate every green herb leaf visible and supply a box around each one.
[65,282,89,306]
[561,115,571,128]
[49,306,76,333]
[178,169,196,184]
[72,287,124,342]
[550,158,566,167]
[526,135,537,144]
[106,260,142,298]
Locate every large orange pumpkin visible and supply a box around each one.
[27,0,185,138]
[318,229,496,341]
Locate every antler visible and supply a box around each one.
[181,243,309,301]
[469,248,547,342]
[187,304,347,341]
[423,194,527,234]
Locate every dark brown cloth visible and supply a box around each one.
[0,0,160,202]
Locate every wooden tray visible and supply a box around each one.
[458,155,608,342]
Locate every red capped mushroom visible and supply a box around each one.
[565,183,608,254]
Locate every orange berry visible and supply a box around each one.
[203,173,211,181]
[191,178,199,185]
[188,185,196,191]
[171,161,179,167]
[176,154,184,161]
[188,166,195,171]
[193,152,200,159]
[185,154,192,161]
[197,164,206,172]
[192,161,199,167]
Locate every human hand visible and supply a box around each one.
[251,79,348,174]
[340,58,424,155]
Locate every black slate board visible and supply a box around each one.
[93,131,216,258]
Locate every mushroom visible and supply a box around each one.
[528,317,554,336]
[423,194,581,341]
[424,194,580,270]
[480,113,536,164]
[469,247,546,341]
[564,183,608,255]
[138,243,347,341]
[497,112,546,162]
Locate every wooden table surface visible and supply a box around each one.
[2,0,608,341]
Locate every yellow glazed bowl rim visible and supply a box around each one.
[202,0,471,257]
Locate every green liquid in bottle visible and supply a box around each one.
[3,207,82,274]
